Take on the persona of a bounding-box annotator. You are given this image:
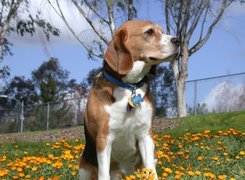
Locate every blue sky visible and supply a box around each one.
[2,0,245,84]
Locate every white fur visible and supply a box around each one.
[97,140,112,180]
[122,61,151,83]
[160,34,178,59]
[102,83,157,178]
[96,61,158,179]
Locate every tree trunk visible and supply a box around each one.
[172,41,189,117]
[175,75,187,117]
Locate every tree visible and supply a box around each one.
[32,58,69,102]
[151,65,177,117]
[48,0,136,60]
[163,0,242,117]
[80,67,101,95]
[2,76,38,109]
[40,75,57,103]
[0,0,60,60]
[187,103,208,116]
[0,65,10,89]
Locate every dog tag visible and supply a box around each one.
[127,93,144,111]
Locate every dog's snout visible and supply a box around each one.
[171,37,179,46]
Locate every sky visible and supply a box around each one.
[2,0,245,86]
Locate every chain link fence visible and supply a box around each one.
[0,73,244,134]
[0,96,87,134]
[186,72,245,116]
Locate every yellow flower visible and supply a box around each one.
[163,168,173,174]
[187,171,195,176]
[31,166,38,172]
[129,175,136,179]
[217,141,222,145]
[71,171,77,176]
[0,169,9,177]
[211,156,219,161]
[195,171,201,175]
[175,175,182,179]
[25,174,31,179]
[218,175,227,180]
[23,151,28,155]
[240,151,245,156]
[17,167,23,172]
[197,156,203,161]
[18,173,25,178]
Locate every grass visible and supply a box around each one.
[0,111,244,180]
[162,110,245,136]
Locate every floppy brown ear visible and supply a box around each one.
[104,28,133,75]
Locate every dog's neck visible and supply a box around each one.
[103,61,152,84]
[122,61,151,83]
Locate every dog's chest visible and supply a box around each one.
[105,84,153,162]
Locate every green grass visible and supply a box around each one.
[162,110,245,136]
[0,111,244,179]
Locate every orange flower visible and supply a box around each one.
[18,173,25,178]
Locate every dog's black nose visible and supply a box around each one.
[171,37,179,46]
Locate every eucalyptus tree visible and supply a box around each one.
[163,0,242,116]
[0,0,60,60]
[48,0,136,60]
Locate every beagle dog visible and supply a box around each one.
[79,20,179,180]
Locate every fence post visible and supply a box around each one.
[20,101,24,132]
[194,80,197,116]
[47,103,50,130]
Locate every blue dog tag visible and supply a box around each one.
[127,93,144,111]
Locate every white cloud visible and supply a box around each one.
[10,0,111,47]
[203,81,245,112]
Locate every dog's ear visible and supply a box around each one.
[104,28,133,75]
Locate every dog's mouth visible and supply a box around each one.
[148,51,179,64]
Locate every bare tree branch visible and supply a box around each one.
[180,0,190,38]
[186,0,206,41]
[71,0,109,45]
[176,0,184,36]
[83,0,109,24]
[165,0,170,34]
[105,0,116,35]
[0,0,22,59]
[199,0,209,41]
[189,0,230,56]
[48,0,103,59]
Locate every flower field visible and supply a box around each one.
[0,128,244,180]
[0,111,245,179]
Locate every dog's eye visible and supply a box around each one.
[145,28,154,35]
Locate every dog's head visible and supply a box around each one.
[104,20,179,75]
